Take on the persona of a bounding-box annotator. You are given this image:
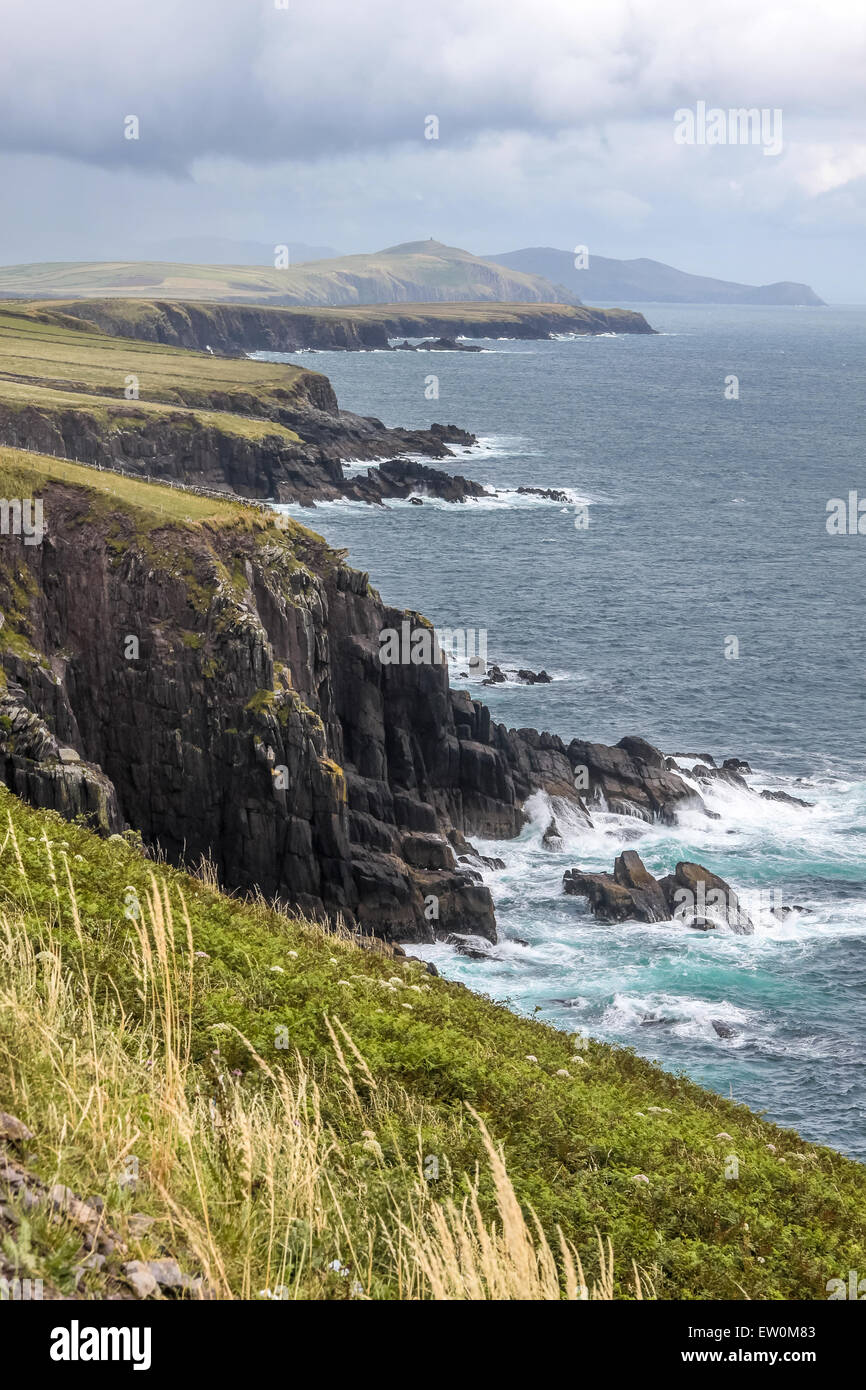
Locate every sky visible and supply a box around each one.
[1,0,865,300]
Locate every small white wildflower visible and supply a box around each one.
[287,950,298,958]
[525,1055,538,1063]
[716,1132,734,1140]
[269,965,284,973]
[556,1068,570,1077]
[631,1174,650,1185]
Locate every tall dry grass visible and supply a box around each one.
[0,820,642,1300]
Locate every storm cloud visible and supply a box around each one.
[0,0,864,298]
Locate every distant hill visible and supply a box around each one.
[137,238,341,266]
[485,247,824,306]
[0,241,574,307]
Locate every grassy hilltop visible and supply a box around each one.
[0,241,566,306]
[0,450,864,1301]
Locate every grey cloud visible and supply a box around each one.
[1,0,864,171]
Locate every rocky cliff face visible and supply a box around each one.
[50,300,655,352]
[0,401,475,505]
[0,473,704,942]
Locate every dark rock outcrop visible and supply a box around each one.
[712,1019,737,1039]
[0,399,476,507]
[0,681,123,833]
[760,788,813,809]
[515,486,570,503]
[337,458,488,506]
[568,736,705,823]
[517,668,552,684]
[657,862,754,934]
[563,851,669,924]
[564,853,754,934]
[0,477,712,946]
[723,758,752,773]
[542,818,563,849]
[393,337,482,352]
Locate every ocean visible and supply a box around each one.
[259,303,866,1159]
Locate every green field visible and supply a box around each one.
[0,305,337,468]
[0,304,317,412]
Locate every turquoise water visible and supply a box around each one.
[260,304,866,1158]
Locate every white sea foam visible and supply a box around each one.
[269,486,591,515]
[602,992,758,1046]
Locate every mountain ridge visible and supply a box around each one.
[485,246,825,305]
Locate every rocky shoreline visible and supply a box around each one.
[0,463,798,950]
[0,466,731,946]
[0,397,481,507]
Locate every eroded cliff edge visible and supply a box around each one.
[0,461,703,942]
[40,298,656,351]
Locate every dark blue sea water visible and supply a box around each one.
[259,304,866,1159]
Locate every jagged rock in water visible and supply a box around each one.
[567,735,706,824]
[657,862,754,935]
[760,788,813,808]
[517,668,553,684]
[723,758,752,773]
[341,457,488,504]
[563,850,668,923]
[482,664,507,685]
[394,337,482,352]
[563,853,754,934]
[613,850,671,920]
[542,818,563,849]
[712,1019,737,1038]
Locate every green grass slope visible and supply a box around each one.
[0,305,349,478]
[0,776,863,1300]
[0,304,322,414]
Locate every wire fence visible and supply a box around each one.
[5,443,275,513]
